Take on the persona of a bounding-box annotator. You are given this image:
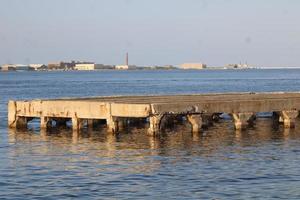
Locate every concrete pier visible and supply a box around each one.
[7,92,300,136]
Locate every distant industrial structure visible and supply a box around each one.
[115,53,136,70]
[181,63,207,70]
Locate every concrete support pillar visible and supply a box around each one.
[279,110,298,128]
[187,114,202,134]
[72,118,84,131]
[40,116,51,130]
[231,112,255,130]
[8,100,17,128]
[107,117,118,134]
[148,115,163,136]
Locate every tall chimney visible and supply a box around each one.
[126,52,129,66]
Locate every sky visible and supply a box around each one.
[0,0,299,67]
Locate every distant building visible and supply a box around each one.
[48,61,94,70]
[226,63,252,69]
[29,64,47,71]
[115,65,129,70]
[61,62,75,70]
[1,64,32,71]
[115,65,137,70]
[15,64,31,71]
[1,64,16,71]
[48,61,75,70]
[48,62,62,70]
[74,63,95,70]
[150,65,177,70]
[94,64,114,70]
[181,63,207,70]
[115,52,137,70]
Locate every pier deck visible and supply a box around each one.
[8,92,300,136]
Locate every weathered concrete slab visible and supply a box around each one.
[150,99,300,114]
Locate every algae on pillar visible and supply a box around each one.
[231,112,255,130]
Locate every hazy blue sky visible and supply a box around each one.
[0,0,299,67]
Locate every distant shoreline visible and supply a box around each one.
[2,67,300,72]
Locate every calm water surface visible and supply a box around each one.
[1,69,300,199]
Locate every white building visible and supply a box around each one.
[29,64,47,71]
[74,63,95,70]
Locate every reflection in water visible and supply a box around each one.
[4,117,300,199]
[7,118,300,163]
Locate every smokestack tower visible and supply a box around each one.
[126,52,129,66]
